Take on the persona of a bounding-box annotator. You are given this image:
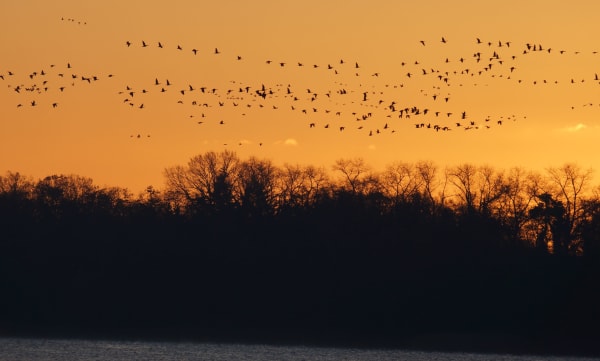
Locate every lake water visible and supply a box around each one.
[0,337,596,361]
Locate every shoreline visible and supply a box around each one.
[2,326,599,358]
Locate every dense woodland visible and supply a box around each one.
[1,151,600,354]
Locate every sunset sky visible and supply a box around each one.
[2,1,599,193]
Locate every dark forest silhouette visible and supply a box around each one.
[1,151,600,354]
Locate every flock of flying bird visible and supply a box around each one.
[3,19,600,144]
[3,63,113,109]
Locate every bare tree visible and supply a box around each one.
[475,165,508,216]
[496,167,540,242]
[361,172,383,197]
[188,150,240,205]
[277,164,331,209]
[0,171,33,197]
[545,163,594,252]
[448,164,508,216]
[236,157,279,215]
[32,174,99,218]
[34,174,97,203]
[163,150,240,211]
[448,163,478,213]
[278,163,305,209]
[163,165,193,204]
[332,158,371,194]
[381,161,420,205]
[302,165,330,206]
[416,161,448,210]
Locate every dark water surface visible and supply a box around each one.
[0,337,596,361]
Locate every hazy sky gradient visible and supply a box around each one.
[1,1,599,192]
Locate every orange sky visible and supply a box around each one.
[1,1,599,193]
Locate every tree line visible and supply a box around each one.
[1,151,600,353]
[160,152,600,257]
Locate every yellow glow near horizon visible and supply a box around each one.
[1,1,600,193]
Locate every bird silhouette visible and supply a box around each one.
[71,33,563,140]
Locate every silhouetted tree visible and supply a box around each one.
[449,163,478,215]
[277,163,331,212]
[475,165,508,216]
[278,163,307,210]
[545,163,594,254]
[579,192,600,259]
[92,186,132,218]
[448,164,509,222]
[529,192,570,254]
[0,171,33,196]
[0,171,35,239]
[415,160,445,211]
[495,167,540,244]
[33,174,98,221]
[236,157,278,218]
[332,157,371,195]
[1,157,600,349]
[381,161,420,207]
[163,150,240,215]
[301,165,330,207]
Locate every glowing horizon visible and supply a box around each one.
[2,1,599,193]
